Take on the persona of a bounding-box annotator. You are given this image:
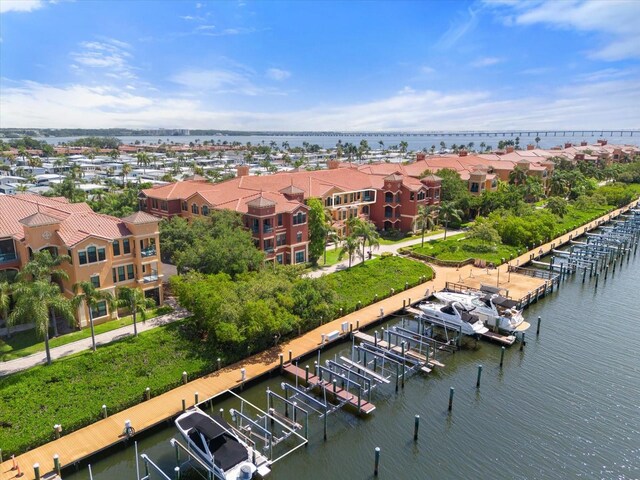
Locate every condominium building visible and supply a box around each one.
[0,194,163,328]
[139,162,442,262]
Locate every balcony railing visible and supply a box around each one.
[263,225,274,234]
[0,252,17,263]
[142,270,159,283]
[140,246,157,258]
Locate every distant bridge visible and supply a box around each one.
[266,130,640,138]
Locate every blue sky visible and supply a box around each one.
[1,0,639,130]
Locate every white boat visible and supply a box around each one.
[417,301,489,336]
[434,291,530,333]
[175,408,270,480]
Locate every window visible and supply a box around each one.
[470,182,480,193]
[296,232,303,243]
[87,246,97,263]
[79,251,87,265]
[277,213,283,226]
[118,266,126,282]
[325,197,333,207]
[181,201,188,211]
[98,248,106,261]
[276,234,286,246]
[292,212,306,225]
[113,241,120,256]
[396,193,401,203]
[91,301,107,318]
[112,268,117,283]
[295,251,305,264]
[127,264,135,280]
[362,205,369,215]
[263,239,274,252]
[385,192,393,203]
[67,249,73,264]
[123,239,131,254]
[151,198,158,209]
[202,205,210,216]
[417,191,426,201]
[191,204,199,215]
[160,201,168,211]
[276,254,283,264]
[334,196,341,205]
[91,275,100,288]
[410,192,415,201]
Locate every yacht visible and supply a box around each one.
[175,408,270,479]
[434,291,530,333]
[417,301,489,336]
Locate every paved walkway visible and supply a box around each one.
[307,229,464,278]
[0,298,189,376]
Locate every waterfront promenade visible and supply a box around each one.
[1,199,637,480]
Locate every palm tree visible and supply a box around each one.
[72,281,115,352]
[0,281,12,338]
[439,202,463,240]
[19,250,71,337]
[9,280,74,366]
[338,234,360,269]
[136,152,151,174]
[399,141,409,153]
[121,163,132,187]
[118,287,154,337]
[509,165,528,186]
[349,218,379,262]
[416,204,440,247]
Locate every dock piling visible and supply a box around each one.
[145,387,150,401]
[476,365,483,388]
[217,357,221,370]
[181,399,186,412]
[536,316,541,336]
[448,387,455,411]
[102,404,107,418]
[374,447,381,476]
[182,371,187,385]
[520,333,526,351]
[53,454,61,476]
[33,463,40,480]
[194,392,199,404]
[174,466,181,480]
[414,415,420,441]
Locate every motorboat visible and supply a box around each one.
[433,291,530,333]
[417,300,489,336]
[175,408,270,479]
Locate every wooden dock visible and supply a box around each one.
[3,199,638,480]
[282,364,376,415]
[352,331,444,369]
[479,330,516,346]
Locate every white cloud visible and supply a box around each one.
[0,0,43,13]
[196,25,215,31]
[70,38,136,79]
[494,0,640,61]
[3,75,639,130]
[471,57,504,67]
[266,68,290,81]
[435,7,479,49]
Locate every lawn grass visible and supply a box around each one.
[0,320,216,456]
[0,306,173,362]
[322,256,434,311]
[317,247,342,267]
[378,228,445,245]
[412,238,519,265]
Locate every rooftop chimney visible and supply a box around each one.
[506,146,515,154]
[236,165,250,177]
[458,150,468,157]
[327,160,340,170]
[527,144,535,150]
[564,142,572,149]
[416,152,426,161]
[580,141,588,146]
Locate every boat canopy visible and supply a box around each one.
[178,412,249,471]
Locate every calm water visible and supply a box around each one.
[36,133,639,151]
[64,245,640,480]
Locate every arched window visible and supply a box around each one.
[385,192,393,203]
[202,205,210,216]
[191,204,199,214]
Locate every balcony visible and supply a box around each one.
[142,270,159,283]
[140,246,157,258]
[263,225,273,234]
[0,252,18,264]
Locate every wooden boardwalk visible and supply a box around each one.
[2,199,638,480]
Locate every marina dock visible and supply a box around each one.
[2,199,638,480]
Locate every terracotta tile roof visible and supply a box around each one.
[122,211,160,225]
[19,212,61,227]
[0,194,132,246]
[246,195,276,208]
